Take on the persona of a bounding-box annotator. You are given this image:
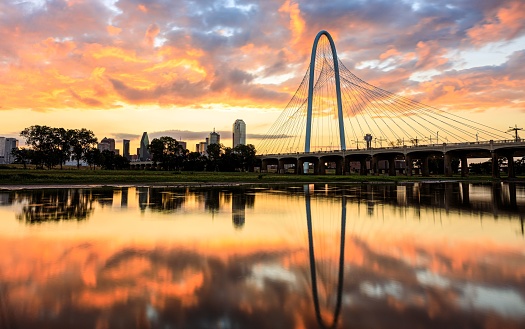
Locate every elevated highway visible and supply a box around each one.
[258,139,525,178]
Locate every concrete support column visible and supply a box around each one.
[312,158,319,175]
[491,151,500,178]
[278,159,285,174]
[422,156,430,177]
[262,159,269,173]
[444,153,453,177]
[461,155,469,177]
[388,157,396,176]
[507,151,516,178]
[297,159,305,175]
[360,158,367,175]
[344,157,351,175]
[405,155,413,176]
[318,159,326,175]
[335,157,344,175]
[372,156,379,175]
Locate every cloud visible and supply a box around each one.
[0,0,523,120]
[112,132,141,140]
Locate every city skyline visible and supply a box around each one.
[1,0,524,152]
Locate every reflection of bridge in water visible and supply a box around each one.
[306,190,346,328]
[258,31,525,178]
[301,182,524,328]
[1,183,523,234]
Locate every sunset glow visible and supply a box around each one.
[1,0,525,151]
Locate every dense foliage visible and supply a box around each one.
[148,137,257,172]
[14,125,129,170]
[14,126,257,171]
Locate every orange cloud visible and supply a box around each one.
[279,0,305,44]
[138,4,148,13]
[107,25,122,36]
[467,0,525,45]
[144,23,160,48]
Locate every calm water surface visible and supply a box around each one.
[0,182,524,329]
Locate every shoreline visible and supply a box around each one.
[1,167,521,190]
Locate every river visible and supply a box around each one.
[0,182,524,328]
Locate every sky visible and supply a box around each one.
[1,0,525,152]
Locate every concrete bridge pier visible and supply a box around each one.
[318,160,326,175]
[388,157,396,176]
[360,158,367,175]
[505,151,516,178]
[344,157,351,175]
[297,159,305,175]
[278,159,285,173]
[444,153,453,177]
[312,158,320,174]
[372,156,379,175]
[262,159,269,173]
[491,151,500,178]
[335,158,344,175]
[405,155,413,176]
[422,156,430,177]
[461,155,469,177]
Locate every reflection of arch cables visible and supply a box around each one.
[306,194,346,329]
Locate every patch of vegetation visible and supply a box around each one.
[0,168,508,186]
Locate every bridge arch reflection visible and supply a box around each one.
[306,189,346,328]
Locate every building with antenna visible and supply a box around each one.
[209,129,220,145]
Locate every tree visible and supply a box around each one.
[11,148,33,169]
[234,144,257,172]
[20,125,57,169]
[206,143,223,171]
[149,136,186,170]
[70,128,98,169]
[84,148,102,170]
[220,147,238,172]
[52,127,71,169]
[184,152,206,171]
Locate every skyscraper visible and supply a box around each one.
[232,119,246,147]
[123,139,130,159]
[139,132,150,160]
[209,129,220,145]
[98,137,116,153]
[0,137,18,164]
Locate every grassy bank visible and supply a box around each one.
[0,167,509,186]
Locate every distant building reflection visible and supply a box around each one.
[121,187,128,208]
[0,192,10,206]
[231,190,255,229]
[1,183,523,234]
[205,189,220,213]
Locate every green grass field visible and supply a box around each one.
[0,166,507,186]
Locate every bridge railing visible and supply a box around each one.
[258,139,525,157]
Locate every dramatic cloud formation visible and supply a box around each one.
[1,0,524,149]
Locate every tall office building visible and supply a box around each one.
[139,132,150,161]
[98,137,116,152]
[123,139,130,159]
[232,119,246,147]
[0,137,18,164]
[209,129,220,145]
[178,141,187,150]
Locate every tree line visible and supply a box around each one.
[148,136,257,172]
[12,125,257,171]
